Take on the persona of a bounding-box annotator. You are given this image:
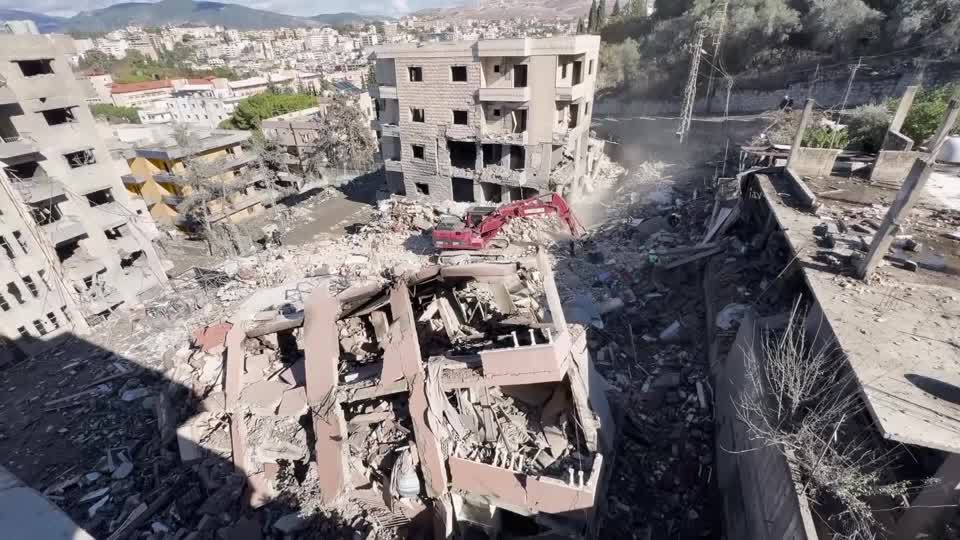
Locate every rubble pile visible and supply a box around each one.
[46,252,614,538]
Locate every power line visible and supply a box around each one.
[703,0,729,114]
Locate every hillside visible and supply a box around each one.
[64,0,316,31]
[310,12,384,26]
[416,0,591,20]
[0,9,67,33]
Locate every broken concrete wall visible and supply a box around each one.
[713,312,818,540]
[869,150,926,187]
[788,148,841,178]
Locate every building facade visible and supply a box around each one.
[370,36,600,203]
[111,80,174,108]
[0,34,168,356]
[123,130,270,228]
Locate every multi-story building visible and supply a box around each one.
[78,72,114,104]
[1,20,40,35]
[111,80,174,108]
[123,130,269,228]
[369,36,600,203]
[0,34,168,356]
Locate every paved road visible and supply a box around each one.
[283,191,376,246]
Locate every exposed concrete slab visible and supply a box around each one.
[788,148,842,178]
[0,466,96,540]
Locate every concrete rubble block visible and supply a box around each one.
[176,411,232,463]
[244,353,272,382]
[193,322,234,353]
[240,380,291,416]
[302,286,348,504]
[479,330,571,385]
[276,387,308,417]
[409,372,449,498]
[277,359,305,386]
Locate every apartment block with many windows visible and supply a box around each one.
[0,34,168,360]
[370,36,600,203]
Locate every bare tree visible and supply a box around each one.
[302,95,377,182]
[172,124,244,255]
[737,299,920,539]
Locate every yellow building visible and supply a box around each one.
[122,130,270,229]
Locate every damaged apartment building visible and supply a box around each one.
[178,253,614,537]
[0,34,167,359]
[370,36,600,203]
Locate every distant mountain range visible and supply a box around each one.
[0,0,385,33]
[416,0,591,20]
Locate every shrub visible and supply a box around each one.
[803,126,849,149]
[898,83,960,146]
[845,104,891,153]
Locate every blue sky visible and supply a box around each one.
[0,0,461,17]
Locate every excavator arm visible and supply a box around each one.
[432,193,584,251]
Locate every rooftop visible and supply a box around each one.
[755,166,960,453]
[131,130,250,161]
[372,35,601,59]
[110,80,172,95]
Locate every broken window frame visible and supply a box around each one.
[0,236,14,260]
[450,65,468,82]
[17,326,28,338]
[33,319,47,336]
[0,293,9,312]
[13,231,28,254]
[41,107,78,126]
[64,149,96,169]
[412,144,426,160]
[46,312,59,329]
[411,108,425,123]
[408,66,423,82]
[15,58,54,77]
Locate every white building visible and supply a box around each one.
[1,20,39,35]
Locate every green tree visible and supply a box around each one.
[612,0,622,17]
[598,38,642,88]
[90,104,141,124]
[655,0,693,18]
[598,0,608,28]
[577,17,586,33]
[588,0,598,32]
[898,83,960,145]
[890,0,960,53]
[219,92,318,131]
[77,50,118,73]
[803,0,884,56]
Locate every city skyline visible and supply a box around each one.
[0,0,462,18]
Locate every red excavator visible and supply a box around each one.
[432,193,584,251]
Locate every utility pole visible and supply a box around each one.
[677,20,708,144]
[805,63,820,103]
[703,0,729,114]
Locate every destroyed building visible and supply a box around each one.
[174,253,614,537]
[0,33,168,359]
[370,36,601,203]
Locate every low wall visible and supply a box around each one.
[870,151,925,187]
[713,312,818,540]
[789,148,842,178]
[595,61,960,117]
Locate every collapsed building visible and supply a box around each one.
[370,37,603,204]
[175,251,614,537]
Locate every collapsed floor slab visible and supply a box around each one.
[180,252,615,537]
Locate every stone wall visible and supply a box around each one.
[595,61,960,116]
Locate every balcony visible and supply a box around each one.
[162,194,183,207]
[373,120,400,138]
[0,136,38,160]
[121,174,146,185]
[13,178,66,204]
[478,87,531,103]
[90,202,128,229]
[480,130,527,145]
[153,171,187,184]
[556,83,586,102]
[376,85,398,99]
[384,159,402,172]
[42,217,87,245]
[552,123,585,145]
